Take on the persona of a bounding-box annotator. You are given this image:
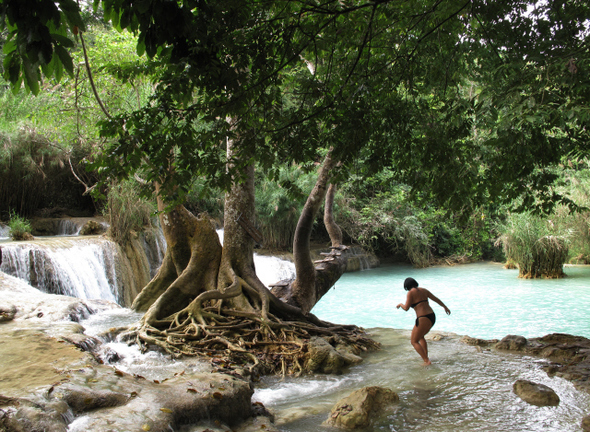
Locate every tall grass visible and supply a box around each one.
[495,212,570,278]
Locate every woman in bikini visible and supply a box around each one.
[396,277,451,365]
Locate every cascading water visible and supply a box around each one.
[0,223,9,239]
[1,238,120,302]
[0,230,166,305]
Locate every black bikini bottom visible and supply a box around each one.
[415,312,436,327]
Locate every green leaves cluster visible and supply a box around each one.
[1,0,84,94]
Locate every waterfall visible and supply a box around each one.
[1,238,119,302]
[55,219,83,236]
[0,224,9,239]
[0,227,294,306]
[0,232,164,306]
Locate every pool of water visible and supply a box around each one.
[311,262,590,340]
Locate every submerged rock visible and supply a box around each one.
[324,386,399,429]
[513,379,560,406]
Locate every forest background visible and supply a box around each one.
[1,0,590,274]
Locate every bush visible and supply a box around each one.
[495,212,570,278]
[8,210,33,240]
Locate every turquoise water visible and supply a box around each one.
[311,262,590,340]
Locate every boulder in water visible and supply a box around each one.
[324,386,399,429]
[496,335,528,351]
[513,379,560,406]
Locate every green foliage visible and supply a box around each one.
[496,212,570,278]
[105,179,156,244]
[8,209,32,240]
[337,175,431,266]
[1,0,85,94]
[255,166,316,250]
[184,178,224,224]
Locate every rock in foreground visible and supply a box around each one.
[513,379,560,407]
[324,386,399,429]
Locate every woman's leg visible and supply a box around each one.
[411,318,433,365]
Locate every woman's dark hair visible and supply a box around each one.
[404,277,418,291]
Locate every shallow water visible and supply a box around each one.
[253,328,590,432]
[311,262,590,340]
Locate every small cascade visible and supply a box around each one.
[254,255,296,287]
[0,224,9,239]
[1,238,119,302]
[344,246,379,271]
[55,219,83,236]
[0,232,165,306]
[140,227,167,278]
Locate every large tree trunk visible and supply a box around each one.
[124,145,376,375]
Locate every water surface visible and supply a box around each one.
[312,262,590,339]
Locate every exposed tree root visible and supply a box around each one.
[126,311,378,376]
[123,274,379,376]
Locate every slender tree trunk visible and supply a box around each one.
[324,183,343,248]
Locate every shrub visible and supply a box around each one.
[8,210,33,240]
[495,212,570,278]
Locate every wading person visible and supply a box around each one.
[396,277,451,366]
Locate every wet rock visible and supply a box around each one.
[496,335,527,351]
[461,335,498,347]
[62,388,129,413]
[324,386,399,429]
[305,336,359,374]
[79,220,106,235]
[513,379,560,406]
[0,396,70,432]
[0,305,17,322]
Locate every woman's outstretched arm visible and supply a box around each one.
[426,289,451,315]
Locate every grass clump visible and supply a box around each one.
[495,212,570,278]
[8,210,33,240]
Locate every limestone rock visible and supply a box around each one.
[496,335,528,351]
[461,335,498,347]
[324,386,399,429]
[305,336,360,374]
[79,220,106,235]
[513,379,560,406]
[0,304,17,322]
